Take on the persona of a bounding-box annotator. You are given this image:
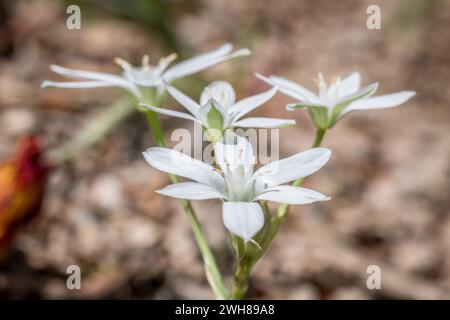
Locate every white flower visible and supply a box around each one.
[41,43,250,100]
[141,81,296,141]
[257,72,416,129]
[142,134,331,241]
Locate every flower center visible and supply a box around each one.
[316,73,341,105]
[114,54,177,86]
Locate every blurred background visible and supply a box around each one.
[0,0,449,299]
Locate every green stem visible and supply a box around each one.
[231,254,251,300]
[312,128,326,148]
[143,107,228,300]
[46,98,136,166]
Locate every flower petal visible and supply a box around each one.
[156,182,224,200]
[222,202,264,241]
[334,82,378,107]
[254,147,331,187]
[163,44,250,81]
[230,87,277,121]
[256,73,319,102]
[339,72,361,97]
[329,83,379,123]
[166,85,201,117]
[140,103,201,123]
[49,65,127,85]
[142,147,225,192]
[255,185,330,204]
[343,91,416,115]
[232,117,296,128]
[46,65,141,98]
[200,81,236,107]
[214,133,255,172]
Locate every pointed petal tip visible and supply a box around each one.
[41,81,51,88]
[255,72,271,83]
[318,147,332,157]
[221,43,233,50]
[285,119,296,126]
[238,48,251,56]
[49,64,67,73]
[286,103,297,110]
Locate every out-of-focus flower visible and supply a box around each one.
[257,72,416,129]
[0,137,49,254]
[42,43,250,101]
[142,81,295,142]
[143,133,330,241]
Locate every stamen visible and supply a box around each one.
[114,57,132,71]
[316,72,326,88]
[159,53,178,66]
[142,55,150,67]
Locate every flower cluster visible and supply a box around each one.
[43,44,416,243]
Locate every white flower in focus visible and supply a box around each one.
[41,43,250,100]
[142,134,331,241]
[257,72,416,129]
[142,81,296,141]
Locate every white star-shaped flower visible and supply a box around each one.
[142,81,295,141]
[143,133,331,241]
[257,72,416,129]
[42,43,250,101]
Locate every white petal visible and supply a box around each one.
[140,103,201,123]
[339,72,361,97]
[334,82,378,107]
[222,202,264,241]
[166,85,201,117]
[230,87,277,121]
[200,81,236,107]
[254,147,331,187]
[163,44,250,81]
[256,73,319,103]
[41,81,116,89]
[46,65,141,98]
[49,65,127,85]
[232,117,296,128]
[142,147,225,192]
[255,185,330,204]
[156,182,224,200]
[343,91,416,115]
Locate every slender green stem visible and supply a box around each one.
[143,107,229,300]
[231,253,251,300]
[312,128,326,148]
[47,98,136,166]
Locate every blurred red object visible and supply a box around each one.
[0,137,49,257]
